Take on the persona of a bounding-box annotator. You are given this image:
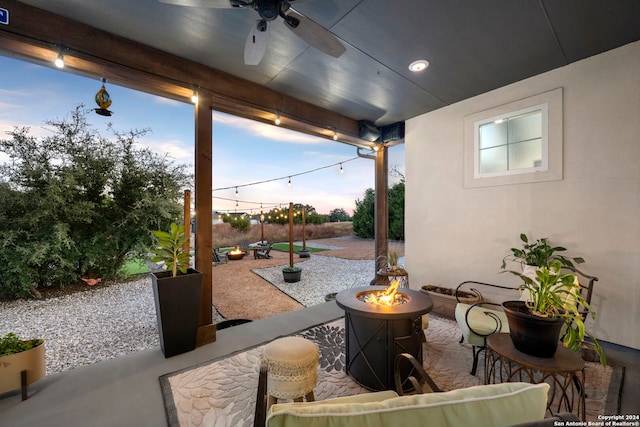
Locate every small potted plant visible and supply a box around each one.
[0,333,45,400]
[375,250,408,286]
[503,260,606,365]
[150,222,202,358]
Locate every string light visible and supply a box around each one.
[54,50,64,69]
[235,186,239,196]
[275,114,281,125]
[191,88,198,104]
[333,130,338,141]
[288,176,291,186]
[213,157,358,193]
[340,163,344,173]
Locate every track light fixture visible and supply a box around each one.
[191,88,199,104]
[333,130,338,141]
[275,113,281,125]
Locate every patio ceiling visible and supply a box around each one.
[4,0,640,128]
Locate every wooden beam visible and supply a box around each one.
[194,91,215,347]
[0,0,374,147]
[374,146,389,279]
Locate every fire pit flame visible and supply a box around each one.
[363,279,406,306]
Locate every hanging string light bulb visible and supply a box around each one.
[288,176,292,186]
[340,163,344,173]
[235,186,239,196]
[94,77,113,116]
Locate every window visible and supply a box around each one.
[464,88,562,188]
[476,104,547,177]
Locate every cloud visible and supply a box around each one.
[152,96,185,107]
[213,111,324,145]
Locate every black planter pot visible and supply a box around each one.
[282,268,302,283]
[297,250,311,258]
[151,268,202,358]
[502,300,565,358]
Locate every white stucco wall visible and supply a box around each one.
[405,41,640,349]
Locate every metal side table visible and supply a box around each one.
[485,333,586,421]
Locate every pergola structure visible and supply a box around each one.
[0,0,394,346]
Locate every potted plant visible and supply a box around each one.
[0,333,45,400]
[282,265,302,283]
[501,233,585,270]
[503,260,606,365]
[420,285,480,319]
[376,250,408,287]
[150,222,202,358]
[283,202,302,282]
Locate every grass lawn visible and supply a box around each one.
[271,243,326,253]
[121,259,150,276]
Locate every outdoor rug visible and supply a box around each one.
[159,315,624,427]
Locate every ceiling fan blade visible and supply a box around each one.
[284,11,346,58]
[157,0,247,8]
[244,20,271,65]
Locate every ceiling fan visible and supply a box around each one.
[158,0,346,65]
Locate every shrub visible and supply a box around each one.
[0,105,190,299]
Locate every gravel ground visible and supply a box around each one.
[253,256,376,306]
[0,252,401,376]
[0,276,225,375]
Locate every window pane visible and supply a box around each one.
[479,146,507,174]
[479,121,507,149]
[508,110,541,143]
[509,139,542,170]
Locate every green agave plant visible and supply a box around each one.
[151,223,190,277]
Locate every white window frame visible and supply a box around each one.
[464,88,563,188]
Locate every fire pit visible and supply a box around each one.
[227,248,246,260]
[336,283,433,391]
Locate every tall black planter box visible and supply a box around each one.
[151,268,202,358]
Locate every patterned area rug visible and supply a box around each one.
[160,315,623,427]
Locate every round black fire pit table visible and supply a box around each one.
[336,286,433,392]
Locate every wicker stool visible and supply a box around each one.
[263,336,319,406]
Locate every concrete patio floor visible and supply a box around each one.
[0,301,638,426]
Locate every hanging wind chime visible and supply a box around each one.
[94,77,113,116]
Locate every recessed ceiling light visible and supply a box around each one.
[408,59,429,72]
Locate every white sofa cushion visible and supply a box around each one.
[267,382,549,427]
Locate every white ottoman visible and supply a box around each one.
[263,336,319,404]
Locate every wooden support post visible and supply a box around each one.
[183,189,191,268]
[194,92,216,346]
[302,207,306,250]
[374,145,389,282]
[289,202,294,268]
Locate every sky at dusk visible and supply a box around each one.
[0,55,404,216]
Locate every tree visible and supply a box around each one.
[352,188,375,238]
[351,181,405,240]
[329,208,351,222]
[388,181,405,240]
[0,105,191,299]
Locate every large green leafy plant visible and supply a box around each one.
[506,260,606,366]
[151,223,190,277]
[501,233,585,269]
